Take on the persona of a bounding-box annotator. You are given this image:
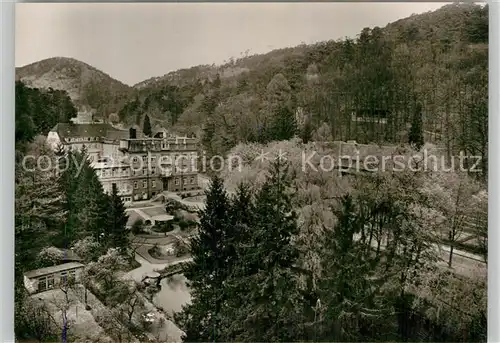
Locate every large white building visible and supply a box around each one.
[47,123,200,203]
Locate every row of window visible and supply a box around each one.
[130,167,171,176]
[131,176,196,190]
[97,167,129,177]
[70,142,101,149]
[37,269,77,292]
[134,180,157,189]
[67,137,99,143]
[174,177,196,186]
[131,154,197,164]
[107,183,131,193]
[98,166,194,178]
[129,143,195,151]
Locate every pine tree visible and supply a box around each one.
[317,195,367,340]
[60,148,108,244]
[105,184,129,252]
[408,102,424,150]
[316,194,400,341]
[201,120,216,155]
[215,183,257,340]
[143,114,152,137]
[301,118,314,143]
[178,176,231,342]
[213,74,222,89]
[76,161,109,241]
[228,182,255,252]
[270,106,297,141]
[230,159,307,342]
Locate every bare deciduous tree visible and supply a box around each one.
[18,296,58,342]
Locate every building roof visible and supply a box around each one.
[51,123,129,141]
[24,262,84,279]
[106,128,130,141]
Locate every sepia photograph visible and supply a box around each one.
[14,2,488,342]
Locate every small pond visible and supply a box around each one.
[152,274,192,316]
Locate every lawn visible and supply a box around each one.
[142,206,170,217]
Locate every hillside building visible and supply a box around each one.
[47,123,200,203]
[47,123,130,162]
[119,135,199,199]
[24,262,85,294]
[350,109,389,124]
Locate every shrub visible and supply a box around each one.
[131,219,144,234]
[149,243,161,257]
[72,236,102,263]
[178,219,189,231]
[186,219,198,228]
[174,240,190,257]
[38,247,64,267]
[153,221,175,235]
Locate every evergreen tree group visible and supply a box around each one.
[176,155,487,342]
[58,146,130,250]
[177,160,310,341]
[15,140,131,339]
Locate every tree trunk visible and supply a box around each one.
[448,229,454,268]
[448,244,454,268]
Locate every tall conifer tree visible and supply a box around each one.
[105,184,129,252]
[409,102,424,150]
[143,114,152,137]
[60,148,108,244]
[217,183,262,341]
[229,159,307,342]
[178,176,231,342]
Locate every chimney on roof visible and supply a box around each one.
[129,128,137,139]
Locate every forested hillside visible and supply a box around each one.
[16,4,487,166]
[15,81,78,153]
[16,57,133,119]
[118,3,487,169]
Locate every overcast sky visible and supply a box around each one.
[16,3,447,86]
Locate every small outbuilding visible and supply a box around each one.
[24,262,85,294]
